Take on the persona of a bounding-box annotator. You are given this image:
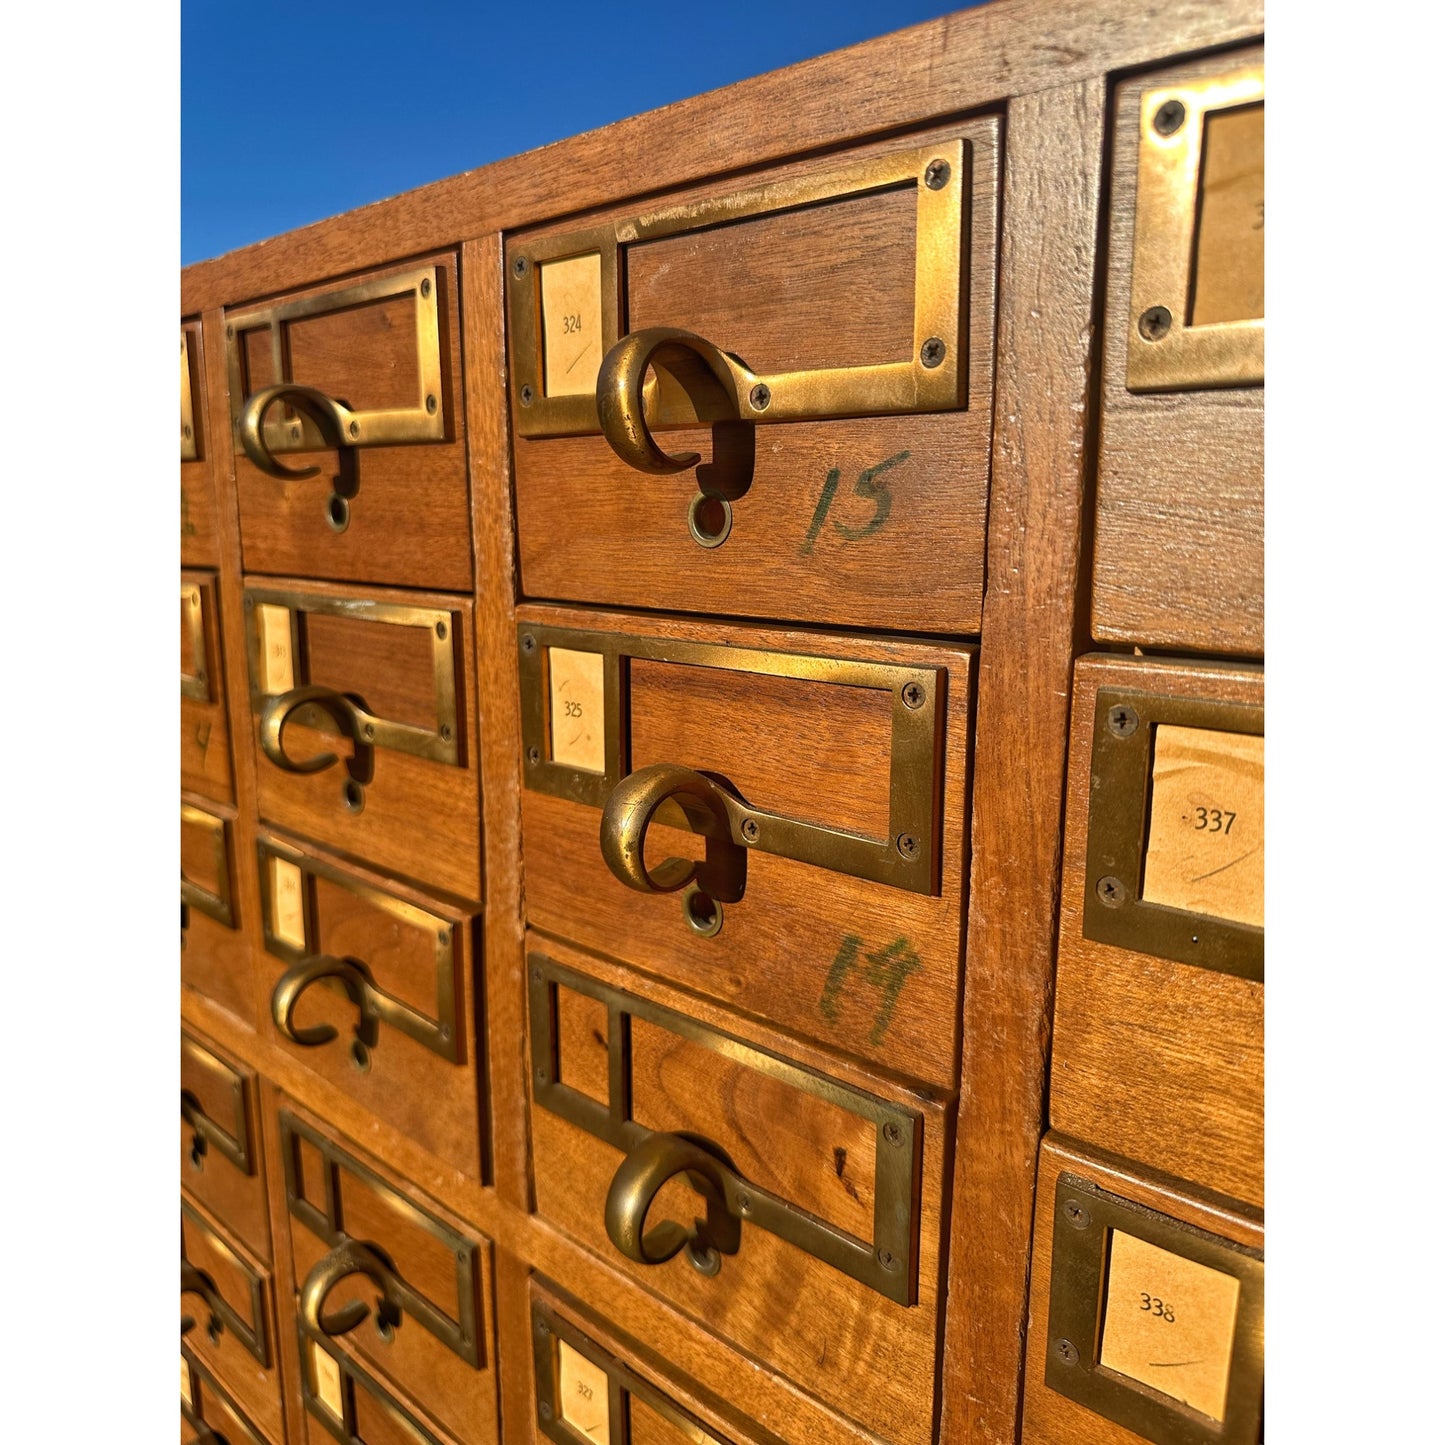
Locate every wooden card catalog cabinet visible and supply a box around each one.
[181,572,234,802]
[504,122,999,634]
[1093,45,1265,656]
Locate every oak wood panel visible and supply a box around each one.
[305,612,441,733]
[246,577,482,903]
[1019,1134,1262,1445]
[556,983,611,1106]
[183,1028,270,1260]
[527,935,951,1445]
[184,1347,282,1445]
[231,253,473,593]
[182,570,235,802]
[182,793,254,1026]
[257,829,487,1181]
[181,0,1263,313]
[511,118,997,637]
[343,1373,468,1445]
[937,79,1108,1445]
[518,603,974,1087]
[1092,47,1265,656]
[183,318,220,566]
[1051,654,1264,1208]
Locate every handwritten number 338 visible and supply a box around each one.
[1139,1293,1175,1322]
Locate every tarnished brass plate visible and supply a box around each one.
[1126,63,1264,391]
[1081,688,1263,981]
[519,622,943,894]
[258,836,462,1063]
[529,953,923,1305]
[181,330,198,461]
[181,581,210,702]
[181,1198,270,1366]
[1044,1173,1263,1445]
[299,1332,448,1445]
[181,1031,253,1174]
[181,803,235,928]
[533,1298,730,1445]
[225,265,445,455]
[508,140,967,436]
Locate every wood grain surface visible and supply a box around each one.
[1050,654,1264,1208]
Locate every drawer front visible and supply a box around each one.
[182,1346,276,1445]
[182,572,234,803]
[182,321,219,567]
[280,1104,499,1445]
[182,1030,269,1259]
[517,606,973,1085]
[226,256,471,592]
[181,1198,283,1442]
[1093,46,1265,655]
[1021,1137,1263,1445]
[244,582,481,900]
[259,831,486,1179]
[301,1334,467,1445]
[527,937,949,1445]
[183,798,253,1024]
[1052,655,1263,1207]
[504,120,998,635]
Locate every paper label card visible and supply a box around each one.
[542,253,604,398]
[270,857,307,949]
[180,1355,193,1408]
[256,603,295,696]
[548,647,606,773]
[1100,1229,1241,1422]
[312,1340,344,1419]
[1191,102,1264,326]
[558,1339,610,1440]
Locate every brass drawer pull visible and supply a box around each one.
[605,1130,742,1278]
[260,685,375,783]
[238,383,362,479]
[181,1261,224,1342]
[599,762,746,904]
[300,1239,405,1343]
[272,954,382,1060]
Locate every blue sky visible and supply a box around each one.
[182,1,978,265]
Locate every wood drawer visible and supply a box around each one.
[183,1029,269,1260]
[226,255,470,592]
[1021,1136,1263,1445]
[1093,46,1265,656]
[1052,655,1263,1208]
[258,830,487,1180]
[182,320,218,568]
[183,571,234,803]
[183,1345,279,1445]
[526,936,950,1445]
[181,1196,283,1443]
[243,580,481,901]
[279,1101,500,1445]
[516,604,973,1086]
[300,1334,468,1445]
[505,119,998,636]
[183,796,252,1025]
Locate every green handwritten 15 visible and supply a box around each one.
[819,934,923,1045]
[800,451,912,556]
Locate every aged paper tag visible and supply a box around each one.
[1192,101,1264,325]
[255,603,295,696]
[1100,1229,1241,1421]
[541,253,604,398]
[549,647,606,772]
[180,1355,193,1408]
[1143,725,1263,926]
[558,1339,610,1440]
[270,857,307,949]
[312,1340,344,1418]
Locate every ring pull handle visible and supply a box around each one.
[259,685,374,783]
[238,383,355,481]
[271,954,381,1050]
[300,1240,404,1342]
[181,1261,223,1341]
[599,763,747,903]
[605,1131,743,1278]
[181,1089,215,1169]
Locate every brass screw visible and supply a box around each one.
[924,159,951,190]
[531,967,543,982]
[1138,306,1172,342]
[182,425,192,440]
[426,393,437,414]
[737,1193,752,1214]
[527,746,540,765]
[1055,1339,1079,1366]
[539,1402,553,1421]
[363,723,375,740]
[420,277,432,298]
[897,833,920,860]
[1106,704,1139,739]
[513,256,529,279]
[1153,99,1186,136]
[226,325,234,340]
[1063,1199,1091,1230]
[877,1248,899,1271]
[741,818,760,842]
[440,724,452,742]
[348,421,360,439]
[521,633,536,653]
[902,682,926,710]
[920,337,946,368]
[535,1067,547,1083]
[536,1318,550,1337]
[520,384,534,406]
[435,620,448,639]
[1096,875,1126,908]
[749,383,772,411]
[883,1122,903,1147]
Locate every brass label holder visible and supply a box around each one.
[507,139,968,438]
[1126,64,1264,392]
[298,1329,447,1445]
[224,264,445,456]
[181,1346,269,1445]
[181,1199,270,1367]
[519,622,943,895]
[532,1297,732,1445]
[181,580,211,702]
[181,1031,253,1175]
[279,1109,484,1369]
[258,837,463,1064]
[1081,688,1263,980]
[1044,1173,1263,1445]
[181,803,235,929]
[181,330,199,461]
[244,587,462,770]
[529,954,924,1306]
